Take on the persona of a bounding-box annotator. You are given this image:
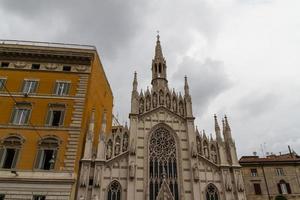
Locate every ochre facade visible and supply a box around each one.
[0,41,113,199]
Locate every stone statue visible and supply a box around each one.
[193,163,199,182]
[106,140,112,159]
[172,99,177,112]
[122,134,129,152]
[129,161,136,179]
[159,91,164,105]
[115,137,121,156]
[166,95,171,109]
[191,142,197,158]
[237,171,245,192]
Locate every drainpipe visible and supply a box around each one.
[261,163,271,200]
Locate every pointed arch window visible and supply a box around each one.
[206,184,219,200]
[106,139,113,159]
[152,93,158,108]
[172,97,177,112]
[149,127,179,200]
[107,180,121,200]
[139,98,144,114]
[146,95,151,111]
[166,93,171,109]
[0,135,24,169]
[178,101,184,116]
[159,90,164,105]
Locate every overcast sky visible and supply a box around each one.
[1,0,299,157]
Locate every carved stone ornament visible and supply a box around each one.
[76,65,87,72]
[80,165,89,187]
[45,63,58,70]
[14,61,26,68]
[236,171,245,192]
[94,166,101,187]
[224,170,232,191]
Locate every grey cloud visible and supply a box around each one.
[172,56,231,116]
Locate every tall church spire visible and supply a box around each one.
[151,33,167,88]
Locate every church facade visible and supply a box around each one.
[76,36,247,200]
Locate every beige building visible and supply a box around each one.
[239,151,300,200]
[76,35,247,200]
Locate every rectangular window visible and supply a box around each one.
[11,103,31,125]
[22,80,38,94]
[0,148,19,169]
[33,195,46,200]
[62,66,71,71]
[46,104,65,127]
[276,168,285,176]
[54,81,70,96]
[250,168,258,176]
[1,62,9,68]
[0,78,6,91]
[254,183,262,195]
[36,149,57,170]
[31,64,40,70]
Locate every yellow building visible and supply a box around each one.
[0,40,113,200]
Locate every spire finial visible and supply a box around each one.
[184,75,190,95]
[214,114,220,131]
[156,30,160,41]
[132,71,138,91]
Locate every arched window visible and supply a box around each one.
[114,136,121,156]
[166,93,171,109]
[35,137,59,170]
[172,97,177,112]
[107,180,121,200]
[152,93,158,108]
[149,127,179,200]
[278,180,291,194]
[0,135,23,169]
[159,90,164,105]
[206,184,219,200]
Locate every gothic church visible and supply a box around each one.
[77,35,247,200]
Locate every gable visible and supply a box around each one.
[139,106,185,123]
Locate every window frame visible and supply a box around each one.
[0,135,24,170]
[10,103,32,125]
[21,79,39,94]
[253,183,262,195]
[0,77,7,91]
[45,104,66,127]
[250,168,258,177]
[276,168,285,176]
[53,80,71,96]
[34,137,60,171]
[32,195,46,200]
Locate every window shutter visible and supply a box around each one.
[10,108,17,123]
[286,183,291,194]
[53,82,58,95]
[11,149,19,168]
[59,110,65,126]
[277,183,282,194]
[34,149,43,169]
[0,148,4,167]
[45,110,52,126]
[65,83,70,95]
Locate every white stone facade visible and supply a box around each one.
[77,36,247,200]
